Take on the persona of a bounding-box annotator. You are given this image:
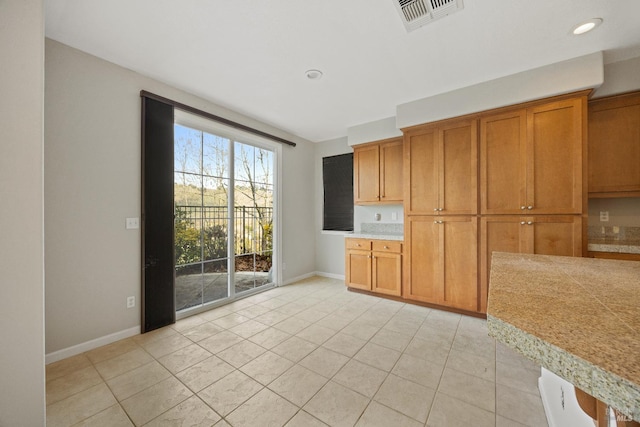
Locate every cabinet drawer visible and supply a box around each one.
[346,239,372,250]
[372,240,402,253]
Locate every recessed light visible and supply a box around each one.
[572,18,602,35]
[305,69,323,80]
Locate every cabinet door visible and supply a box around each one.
[441,216,478,311]
[527,98,584,214]
[354,144,380,204]
[526,216,582,257]
[372,251,402,296]
[403,216,440,302]
[404,128,439,214]
[380,139,404,202]
[588,93,640,194]
[480,111,527,214]
[440,120,478,214]
[345,249,372,290]
[479,216,526,313]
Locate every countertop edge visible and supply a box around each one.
[346,233,404,241]
[487,314,640,421]
[587,243,640,254]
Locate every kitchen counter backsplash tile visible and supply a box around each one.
[588,226,640,254]
[360,222,403,235]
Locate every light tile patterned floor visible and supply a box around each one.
[45,276,549,426]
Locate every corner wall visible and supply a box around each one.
[45,39,316,357]
[0,0,46,424]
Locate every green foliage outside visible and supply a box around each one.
[175,205,228,265]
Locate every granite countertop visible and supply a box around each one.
[588,239,640,254]
[588,226,640,254]
[346,232,403,241]
[347,222,404,241]
[486,252,640,421]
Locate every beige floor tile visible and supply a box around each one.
[383,317,422,336]
[295,324,336,345]
[340,321,380,341]
[353,342,401,372]
[235,303,272,319]
[496,343,541,372]
[257,297,289,310]
[413,324,456,348]
[247,327,291,349]
[132,326,178,346]
[438,367,495,413]
[304,381,370,427]
[214,419,232,427]
[46,383,117,427]
[268,364,328,407]
[446,348,496,381]
[157,343,212,374]
[457,315,489,336]
[333,359,388,398]
[198,330,244,354]
[496,384,548,427]
[85,338,140,364]
[369,328,413,352]
[141,333,193,359]
[391,353,445,388]
[294,308,327,324]
[403,337,451,365]
[321,332,367,357]
[217,339,267,368]
[172,314,207,332]
[46,354,92,382]
[198,370,263,416]
[107,360,171,401]
[212,313,251,329]
[276,302,307,316]
[356,401,423,427]
[199,306,233,322]
[314,314,352,331]
[175,355,235,393]
[374,374,435,423]
[94,348,154,380]
[496,360,542,396]
[226,388,299,427]
[496,414,530,426]
[299,347,350,378]
[271,336,318,363]
[181,322,224,342]
[239,351,294,385]
[426,393,495,427]
[144,395,220,427]
[451,330,496,360]
[254,310,290,326]
[229,319,270,338]
[46,365,104,405]
[273,316,312,335]
[71,403,133,427]
[285,410,328,427]
[121,376,192,426]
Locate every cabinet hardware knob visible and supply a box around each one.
[527,205,533,210]
[356,244,360,246]
[438,208,444,211]
[384,246,389,249]
[527,221,533,225]
[434,220,438,223]
[520,206,526,210]
[520,221,526,225]
[438,220,444,224]
[434,208,438,211]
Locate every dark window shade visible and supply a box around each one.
[323,153,354,231]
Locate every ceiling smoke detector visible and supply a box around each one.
[393,0,464,32]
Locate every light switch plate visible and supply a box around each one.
[126,217,140,229]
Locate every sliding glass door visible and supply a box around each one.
[174,120,276,314]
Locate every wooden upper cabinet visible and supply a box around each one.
[405,119,478,215]
[480,97,584,214]
[588,92,640,196]
[354,138,403,204]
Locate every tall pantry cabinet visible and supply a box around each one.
[401,92,587,314]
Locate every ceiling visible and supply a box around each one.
[45,0,640,143]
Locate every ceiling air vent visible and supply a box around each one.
[394,0,464,32]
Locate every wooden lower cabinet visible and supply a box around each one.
[479,215,582,312]
[404,216,478,312]
[345,238,402,296]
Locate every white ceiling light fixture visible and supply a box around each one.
[572,18,603,35]
[305,69,323,80]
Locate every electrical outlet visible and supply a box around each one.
[126,217,140,229]
[127,296,135,308]
[391,212,398,221]
[600,211,609,222]
[374,213,381,221]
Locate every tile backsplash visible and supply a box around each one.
[361,222,403,234]
[587,225,640,243]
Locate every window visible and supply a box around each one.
[322,153,354,231]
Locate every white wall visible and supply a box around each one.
[0,0,46,425]
[45,39,316,357]
[593,56,640,98]
[314,137,353,277]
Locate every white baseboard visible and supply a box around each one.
[282,272,317,285]
[45,326,141,365]
[315,271,345,281]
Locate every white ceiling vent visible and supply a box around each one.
[394,0,464,32]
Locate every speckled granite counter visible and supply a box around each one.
[588,240,640,254]
[588,226,640,254]
[346,232,403,241]
[486,252,640,421]
[347,222,403,241]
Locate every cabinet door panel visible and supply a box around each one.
[372,252,402,296]
[480,111,527,214]
[404,217,440,302]
[346,250,372,290]
[405,130,438,214]
[442,217,478,311]
[589,95,640,193]
[441,121,478,214]
[380,139,404,202]
[354,145,380,203]
[531,216,582,257]
[528,98,583,214]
